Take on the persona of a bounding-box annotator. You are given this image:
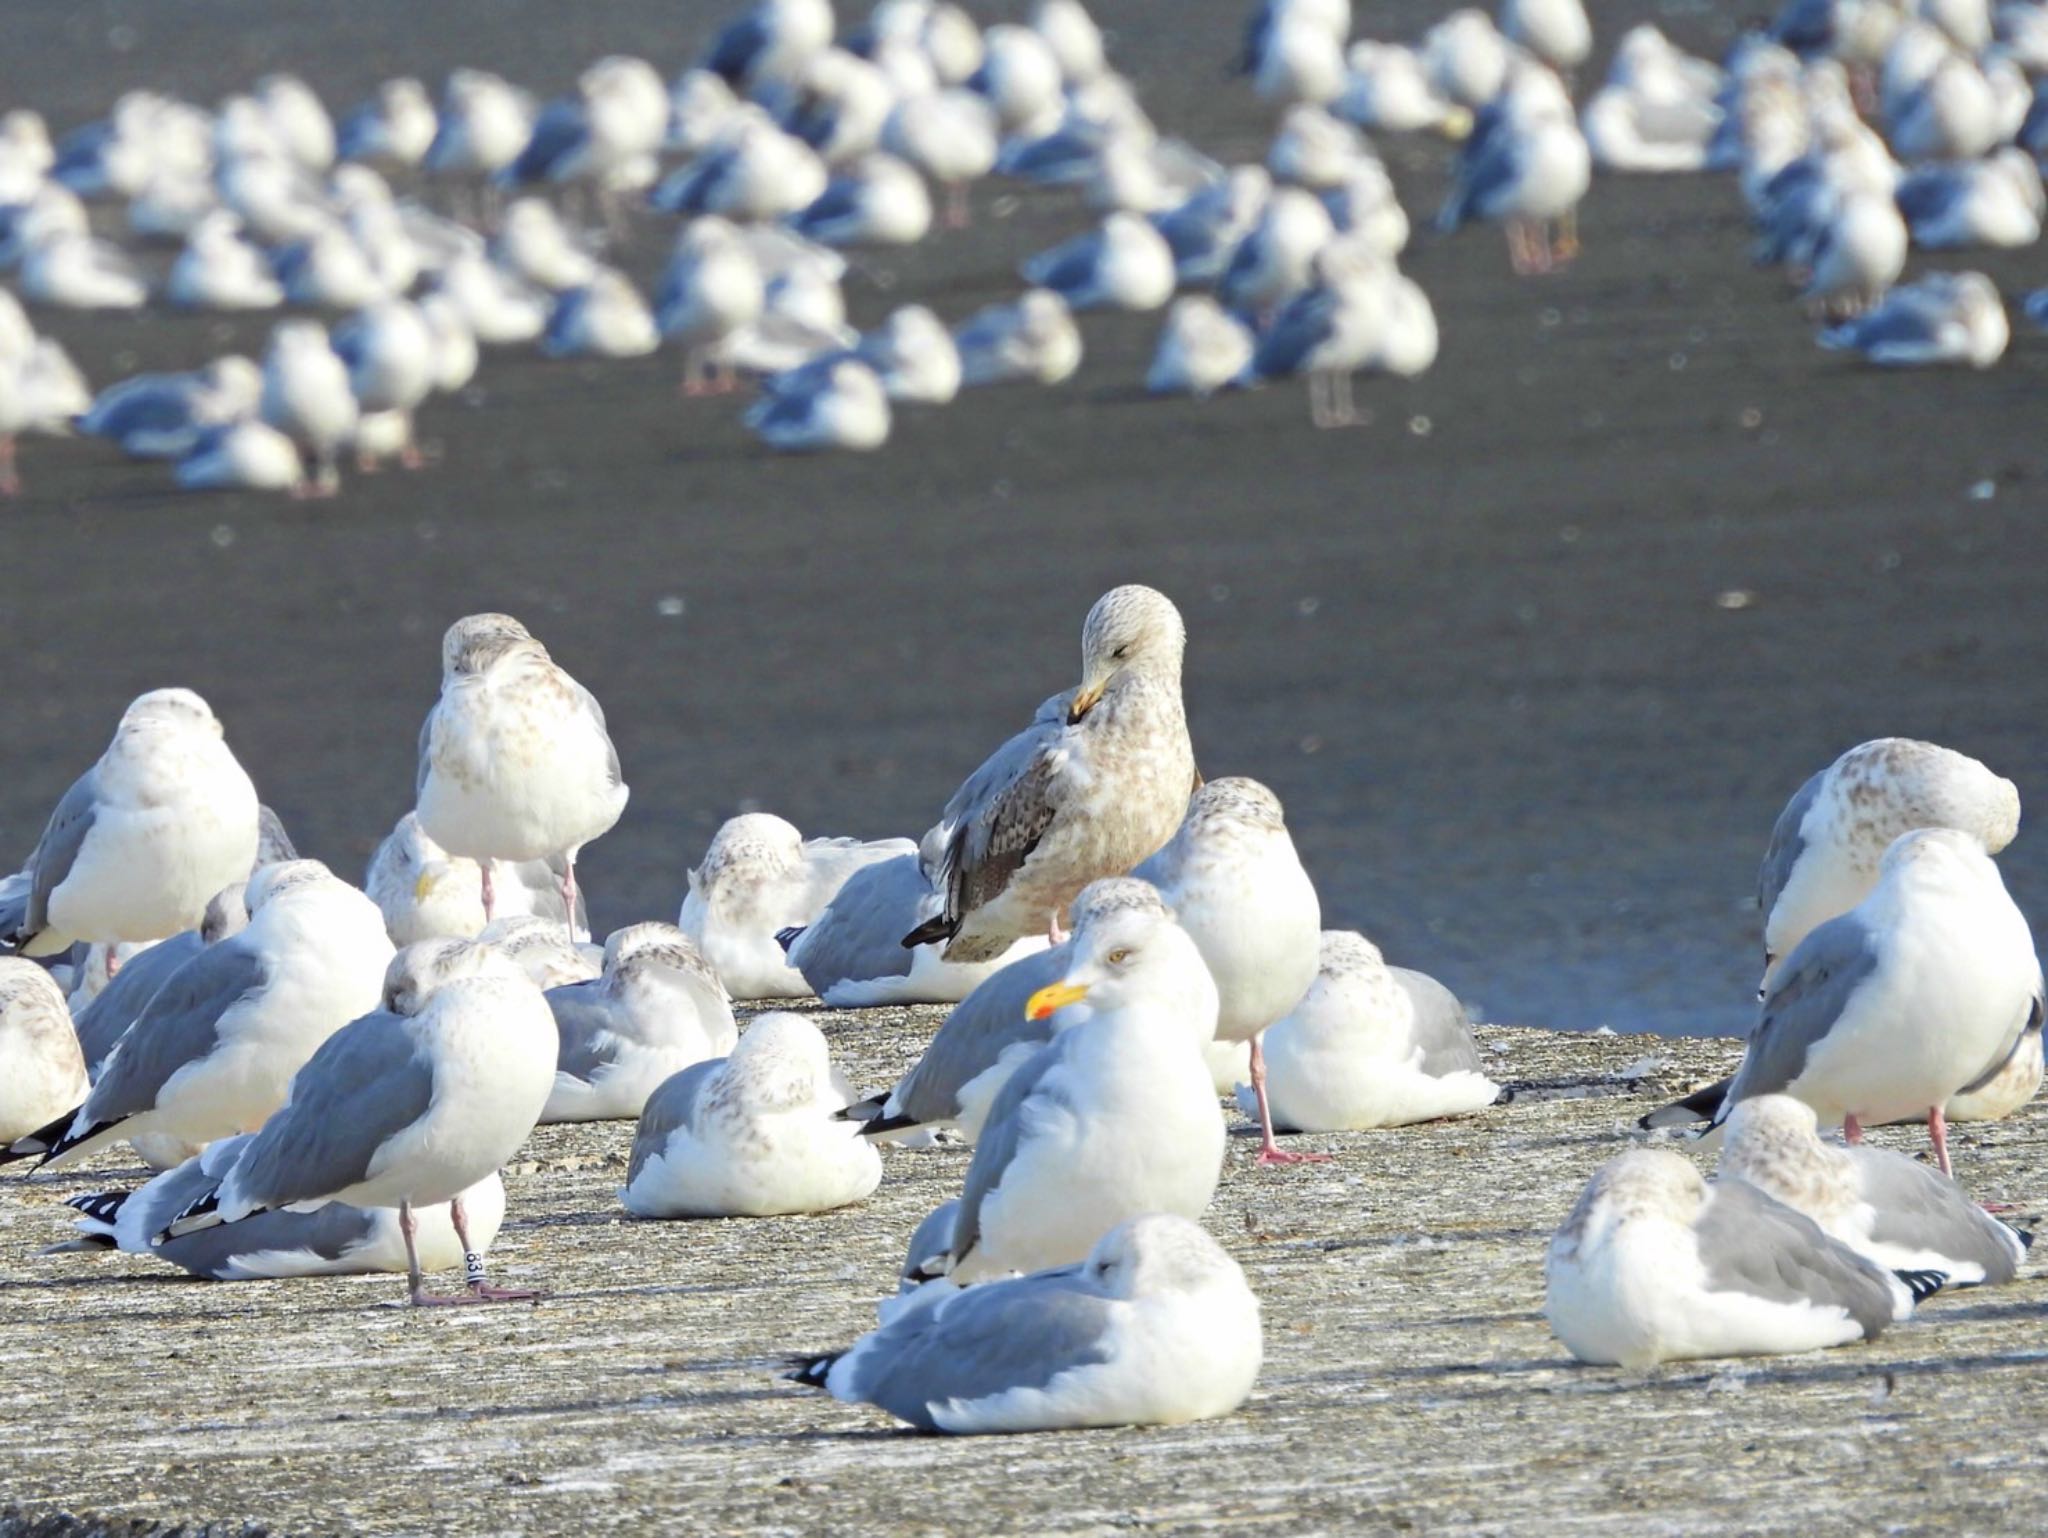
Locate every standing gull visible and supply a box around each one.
[416,613,629,933]
[792,1214,1262,1433]
[1135,779,1320,1163]
[908,585,1196,962]
[2,688,259,960]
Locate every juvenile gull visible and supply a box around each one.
[1242,931,1499,1132]
[916,897,1222,1282]
[543,923,736,1123]
[65,1134,504,1283]
[1719,1095,2029,1287]
[416,613,629,930]
[1707,829,2042,1175]
[619,1012,880,1218]
[1135,779,1320,1163]
[4,861,393,1173]
[165,956,557,1306]
[909,585,1195,963]
[845,877,1165,1140]
[364,810,583,947]
[1545,1149,1929,1369]
[793,1214,1261,1432]
[0,961,87,1144]
[2,688,259,959]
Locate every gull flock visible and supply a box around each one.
[1,0,2041,494]
[0,586,2040,1434]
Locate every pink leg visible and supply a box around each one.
[480,863,496,924]
[1252,1037,1330,1166]
[104,950,122,980]
[946,182,971,229]
[0,433,21,496]
[560,852,579,940]
[1046,907,1068,946]
[1843,1112,1862,1144]
[453,1195,545,1302]
[1928,1104,1952,1178]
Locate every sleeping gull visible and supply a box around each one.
[1895,149,2042,250]
[175,421,305,493]
[77,356,263,460]
[1247,241,1401,427]
[490,198,600,292]
[682,815,910,997]
[3,860,393,1173]
[1819,269,2010,369]
[908,585,1195,962]
[1266,105,1378,191]
[1151,165,1271,286]
[781,852,1046,1006]
[1241,0,1350,107]
[953,288,1082,386]
[1018,211,1176,312]
[166,212,284,310]
[1719,1095,2030,1288]
[541,267,662,360]
[365,810,582,947]
[1435,62,1591,274]
[855,304,962,404]
[429,250,549,344]
[1800,189,1908,320]
[1134,779,1321,1163]
[337,78,439,168]
[1147,295,1255,397]
[1217,185,1336,319]
[65,1136,505,1284]
[912,896,1222,1283]
[163,955,557,1306]
[260,318,358,496]
[1241,931,1499,1133]
[1545,1149,1933,1369]
[620,1011,880,1217]
[1335,42,1469,136]
[704,0,836,94]
[843,876,1164,1141]
[1422,8,1514,111]
[973,24,1066,134]
[790,153,933,246]
[746,356,892,452]
[0,960,88,1144]
[20,232,148,310]
[476,917,600,990]
[542,922,736,1123]
[1704,829,2042,1176]
[416,613,629,931]
[792,1214,1261,1432]
[1501,0,1593,77]
[1,688,259,959]
[649,119,828,221]
[784,49,897,166]
[424,69,536,180]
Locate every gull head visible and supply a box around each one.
[246,858,337,911]
[120,687,222,738]
[442,612,539,678]
[604,920,727,997]
[1878,826,1998,886]
[1025,900,1213,1028]
[383,936,528,1015]
[1071,584,1186,720]
[1087,1212,1246,1301]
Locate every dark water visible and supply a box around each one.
[2,1,2044,1036]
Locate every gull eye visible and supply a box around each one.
[1107,947,1132,965]
[1111,644,1129,660]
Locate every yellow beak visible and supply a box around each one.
[1067,682,1105,724]
[413,870,437,903]
[1025,981,1090,1021]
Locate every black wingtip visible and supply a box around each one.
[831,1096,885,1124]
[162,1187,224,1242]
[2016,1228,2035,1252]
[852,1112,916,1140]
[3,1106,81,1170]
[30,1112,121,1174]
[1895,1268,1948,1303]
[65,1190,130,1224]
[900,915,953,951]
[784,1352,838,1388]
[774,925,805,955]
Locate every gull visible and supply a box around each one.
[1896,150,2043,249]
[844,876,1164,1141]
[0,184,89,270]
[855,304,962,403]
[543,923,736,1123]
[1800,188,1909,319]
[1151,166,1271,286]
[1707,829,2043,1176]
[619,1012,880,1217]
[1268,106,1378,191]
[65,1136,504,1284]
[1086,132,1226,216]
[333,298,438,470]
[1135,779,1320,1163]
[972,24,1066,134]
[1436,63,1592,274]
[704,0,837,95]
[416,613,629,931]
[489,198,599,292]
[364,810,581,947]
[476,917,600,990]
[500,57,668,209]
[1250,240,1436,424]
[1147,296,1255,397]
[255,74,336,171]
[419,294,480,393]
[1241,0,1351,106]
[1217,185,1336,319]
[162,952,557,1306]
[909,586,1195,962]
[648,118,828,221]
[1019,211,1176,312]
[541,267,662,360]
[1501,0,1593,77]
[273,221,387,311]
[1033,0,1107,83]
[20,233,147,310]
[1336,42,1470,137]
[1243,931,1499,1132]
[430,250,549,344]
[424,69,536,181]
[668,69,750,156]
[1887,52,2003,162]
[912,896,1223,1282]
[1323,160,1411,257]
[72,883,251,1084]
[792,1214,1261,1432]
[953,288,1083,386]
[883,88,998,225]
[1719,1095,2029,1287]
[166,213,284,311]
[1545,1149,1935,1368]
[337,78,439,168]
[785,49,897,166]
[791,153,933,245]
[657,216,768,394]
[3,861,393,1172]
[1820,269,2010,369]
[0,960,88,1144]
[747,355,892,451]
[260,319,359,497]
[680,814,912,998]
[175,422,305,493]
[2,689,259,959]
[1423,8,1515,110]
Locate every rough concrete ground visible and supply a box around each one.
[1,1011,2042,1536]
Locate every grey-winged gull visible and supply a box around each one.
[259,318,358,497]
[794,1214,1260,1432]
[1819,269,2010,369]
[680,814,912,998]
[854,303,962,404]
[1706,829,2042,1176]
[952,288,1082,386]
[541,268,661,360]
[1895,152,2041,250]
[543,922,736,1123]
[476,916,601,989]
[2,688,259,960]
[619,1012,880,1218]
[77,355,262,459]
[416,613,629,933]
[1545,1149,1931,1369]
[0,960,87,1143]
[364,810,584,948]
[1146,295,1254,398]
[1242,931,1500,1132]
[746,356,892,452]
[336,78,438,168]
[909,585,1196,963]
[1719,1095,2029,1287]
[1435,62,1590,274]
[791,153,933,247]
[1018,211,1175,312]
[913,897,1221,1283]
[3,860,394,1173]
[845,877,1166,1141]
[163,957,557,1306]
[72,883,249,1082]
[1135,779,1321,1163]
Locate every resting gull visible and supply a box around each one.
[1018,211,1176,312]
[619,1011,880,1218]
[259,318,358,496]
[793,1214,1261,1433]
[912,896,1222,1283]
[174,421,304,492]
[364,810,583,947]
[844,877,1164,1140]
[416,613,629,931]
[680,814,911,999]
[882,88,998,226]
[1819,270,2010,370]
[1545,1148,1933,1369]
[337,78,439,168]
[72,883,250,1083]
[332,298,438,469]
[855,304,962,404]
[952,288,1082,387]
[1705,829,2042,1176]
[1150,165,1270,285]
[476,916,601,990]
[656,216,766,394]
[541,267,661,360]
[1435,62,1590,274]
[1135,779,1321,1163]
[166,212,283,310]
[3,860,393,1173]
[908,585,1195,963]
[791,153,933,246]
[77,355,263,460]
[1,688,259,959]
[1719,1095,2029,1288]
[746,356,892,452]
[1243,931,1500,1133]
[0,960,88,1144]
[1146,295,1254,398]
[543,922,736,1123]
